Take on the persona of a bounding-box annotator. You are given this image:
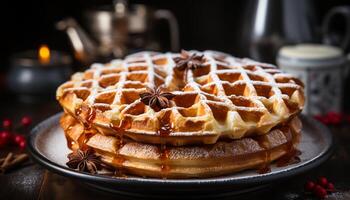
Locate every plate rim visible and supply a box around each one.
[28,112,335,186]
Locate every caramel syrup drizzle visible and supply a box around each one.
[75,106,82,116]
[158,111,172,176]
[256,125,301,174]
[65,126,77,150]
[69,106,97,151]
[72,106,128,176]
[71,107,301,176]
[82,107,96,129]
[75,106,96,122]
[111,118,131,148]
[256,137,271,174]
[257,152,271,174]
[87,107,96,124]
[109,117,132,176]
[276,127,301,167]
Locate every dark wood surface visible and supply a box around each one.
[1,95,350,200]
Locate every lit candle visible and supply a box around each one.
[7,46,72,101]
[38,45,51,64]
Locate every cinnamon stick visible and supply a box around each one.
[0,153,29,174]
[1,153,13,168]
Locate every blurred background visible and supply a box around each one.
[1,0,350,115]
[2,1,350,199]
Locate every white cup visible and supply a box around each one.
[277,44,349,115]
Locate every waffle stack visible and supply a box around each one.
[57,50,305,178]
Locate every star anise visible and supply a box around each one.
[139,87,175,111]
[66,149,102,174]
[174,50,206,70]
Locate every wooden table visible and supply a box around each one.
[1,95,350,200]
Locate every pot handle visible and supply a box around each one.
[154,9,180,51]
[322,6,350,52]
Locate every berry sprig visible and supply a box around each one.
[314,112,343,125]
[304,176,335,199]
[2,119,12,129]
[0,116,32,150]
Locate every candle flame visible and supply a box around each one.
[39,45,50,64]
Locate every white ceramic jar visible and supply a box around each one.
[277,44,348,115]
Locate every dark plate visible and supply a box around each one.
[28,113,334,198]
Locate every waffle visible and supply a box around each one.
[56,50,304,146]
[60,113,302,178]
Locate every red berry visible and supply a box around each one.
[327,112,342,125]
[0,131,11,148]
[323,117,331,125]
[314,115,332,125]
[313,184,322,191]
[2,119,12,129]
[0,131,11,144]
[21,116,32,126]
[0,131,11,139]
[12,134,25,145]
[314,186,327,199]
[318,177,328,186]
[305,181,315,191]
[18,140,26,150]
[327,183,335,192]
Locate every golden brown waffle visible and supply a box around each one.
[57,50,304,146]
[60,113,302,178]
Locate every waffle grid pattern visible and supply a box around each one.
[57,50,304,143]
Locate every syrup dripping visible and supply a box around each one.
[74,106,94,129]
[255,136,271,174]
[257,126,301,173]
[275,126,301,167]
[76,130,94,151]
[75,106,82,116]
[158,111,173,137]
[160,144,170,173]
[64,125,82,151]
[110,118,131,149]
[81,107,96,129]
[276,129,301,167]
[87,107,96,124]
[159,122,172,137]
[109,118,132,177]
[276,148,301,167]
[276,120,303,167]
[157,112,173,175]
[112,155,127,177]
[257,151,271,174]
[75,107,96,149]
[65,134,76,150]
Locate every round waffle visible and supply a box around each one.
[60,113,302,178]
[57,50,304,146]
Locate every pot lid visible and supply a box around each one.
[279,44,343,60]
